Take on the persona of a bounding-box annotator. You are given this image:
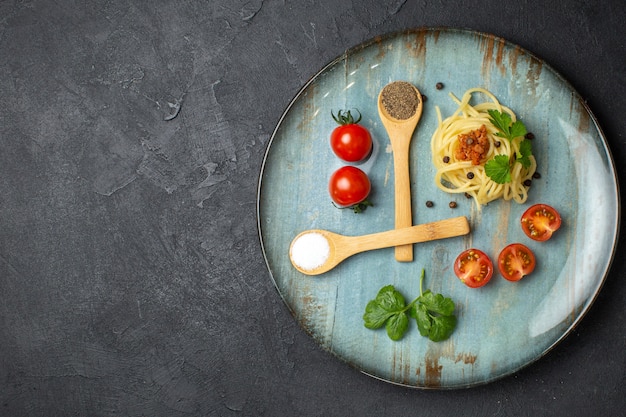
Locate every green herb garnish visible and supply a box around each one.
[488,109,527,140]
[484,155,512,184]
[363,270,457,342]
[484,110,533,184]
[331,199,373,213]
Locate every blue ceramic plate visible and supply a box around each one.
[257,28,619,388]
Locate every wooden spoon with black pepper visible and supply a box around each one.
[378,81,423,262]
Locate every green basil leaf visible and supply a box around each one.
[386,312,409,341]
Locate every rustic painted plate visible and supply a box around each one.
[257,28,619,388]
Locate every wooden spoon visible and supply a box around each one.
[289,216,469,276]
[378,81,423,262]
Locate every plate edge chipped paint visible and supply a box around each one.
[256,27,621,389]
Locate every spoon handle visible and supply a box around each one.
[340,216,470,256]
[391,139,413,262]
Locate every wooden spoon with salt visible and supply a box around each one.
[378,81,423,262]
[289,216,469,276]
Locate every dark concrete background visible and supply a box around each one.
[1,0,624,415]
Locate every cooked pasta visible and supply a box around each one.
[430,87,536,209]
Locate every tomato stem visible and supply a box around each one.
[331,109,362,125]
[331,199,372,213]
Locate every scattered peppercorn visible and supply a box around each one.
[443,156,450,163]
[494,141,501,147]
[464,192,472,199]
[524,179,532,187]
[532,172,541,179]
[525,132,535,140]
[467,172,475,179]
[426,200,434,208]
[436,82,444,90]
[421,94,428,102]
[449,201,457,208]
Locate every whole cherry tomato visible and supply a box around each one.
[328,166,371,210]
[521,204,562,242]
[330,110,373,163]
[454,248,494,288]
[497,243,536,281]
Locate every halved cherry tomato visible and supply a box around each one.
[328,166,371,208]
[521,204,562,241]
[330,110,373,163]
[454,249,494,288]
[497,243,536,281]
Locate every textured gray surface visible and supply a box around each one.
[0,0,624,415]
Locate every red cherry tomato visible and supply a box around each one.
[521,204,562,241]
[328,166,371,207]
[454,249,494,288]
[497,243,536,281]
[330,110,372,163]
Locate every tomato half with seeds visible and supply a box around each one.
[498,243,536,282]
[454,249,494,288]
[521,204,562,242]
[328,166,371,208]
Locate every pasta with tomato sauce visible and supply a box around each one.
[430,87,537,209]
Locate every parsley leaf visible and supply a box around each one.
[417,290,455,316]
[510,120,528,140]
[484,110,533,184]
[487,109,527,141]
[410,271,457,342]
[375,285,406,311]
[516,139,533,169]
[363,285,412,340]
[427,315,457,342]
[484,155,512,184]
[487,109,513,138]
[386,312,409,341]
[363,270,457,343]
[363,299,395,329]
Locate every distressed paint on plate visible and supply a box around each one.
[257,28,619,389]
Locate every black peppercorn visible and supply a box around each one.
[525,132,535,140]
[464,192,472,199]
[524,179,532,186]
[421,94,428,102]
[494,141,501,147]
[532,172,541,179]
[436,82,444,90]
[467,172,475,179]
[449,201,457,208]
[426,200,434,208]
[443,156,450,163]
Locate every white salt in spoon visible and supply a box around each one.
[289,216,470,276]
